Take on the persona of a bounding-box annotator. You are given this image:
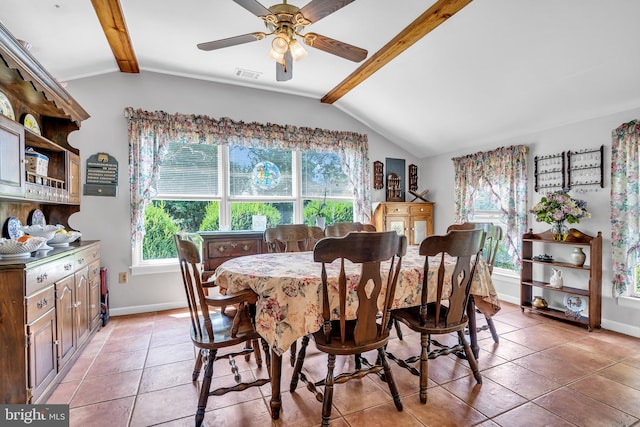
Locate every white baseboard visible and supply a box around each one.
[108,301,186,317]
[601,319,640,338]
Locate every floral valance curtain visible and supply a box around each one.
[124,107,371,241]
[611,120,640,297]
[452,145,528,267]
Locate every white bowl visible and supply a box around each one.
[47,230,81,246]
[0,236,47,257]
[21,224,63,240]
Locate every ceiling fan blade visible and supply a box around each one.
[299,0,355,23]
[197,32,266,51]
[276,50,293,81]
[303,33,367,62]
[233,0,271,17]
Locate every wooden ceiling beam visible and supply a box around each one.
[91,0,139,73]
[321,0,473,104]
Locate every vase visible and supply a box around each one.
[551,221,568,241]
[315,216,326,229]
[571,247,587,267]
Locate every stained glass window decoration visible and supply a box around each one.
[252,161,281,190]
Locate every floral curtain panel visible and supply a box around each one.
[452,145,529,267]
[611,119,640,296]
[124,108,371,241]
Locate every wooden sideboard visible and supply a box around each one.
[372,202,434,245]
[0,241,101,403]
[199,231,266,280]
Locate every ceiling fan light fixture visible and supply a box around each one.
[268,48,285,64]
[272,32,290,54]
[288,38,307,61]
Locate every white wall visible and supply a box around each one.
[64,71,418,315]
[421,106,640,337]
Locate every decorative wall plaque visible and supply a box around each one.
[84,152,118,197]
[373,160,384,190]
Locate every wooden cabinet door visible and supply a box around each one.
[0,117,25,197]
[75,266,90,346]
[385,215,409,237]
[27,308,57,403]
[55,275,76,369]
[88,260,101,328]
[68,152,80,204]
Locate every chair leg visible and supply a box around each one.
[322,354,336,427]
[290,339,297,367]
[419,333,429,404]
[196,349,216,427]
[378,347,403,411]
[261,338,272,374]
[393,319,404,340]
[458,330,482,384]
[192,349,204,381]
[252,339,263,367]
[289,335,310,391]
[486,316,499,343]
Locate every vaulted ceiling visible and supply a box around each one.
[1,0,639,158]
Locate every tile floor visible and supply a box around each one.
[46,302,640,427]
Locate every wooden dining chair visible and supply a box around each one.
[174,233,270,427]
[387,229,485,403]
[324,221,377,237]
[289,231,407,426]
[322,221,407,339]
[264,224,319,252]
[264,223,324,365]
[447,222,503,343]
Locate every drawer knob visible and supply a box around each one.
[37,273,48,283]
[37,298,48,309]
[78,257,85,264]
[230,242,238,248]
[64,263,73,271]
[242,245,251,251]
[217,246,226,253]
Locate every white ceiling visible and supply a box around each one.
[1,0,640,158]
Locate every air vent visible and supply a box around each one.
[234,68,262,80]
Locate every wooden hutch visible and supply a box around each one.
[0,22,101,404]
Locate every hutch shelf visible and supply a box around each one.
[520,228,602,331]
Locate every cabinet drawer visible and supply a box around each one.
[410,204,432,215]
[384,204,410,215]
[25,285,55,324]
[205,239,261,259]
[26,257,75,294]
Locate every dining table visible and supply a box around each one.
[214,244,500,419]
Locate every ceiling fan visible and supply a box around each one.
[197,0,368,81]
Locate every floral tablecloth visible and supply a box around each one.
[214,245,500,356]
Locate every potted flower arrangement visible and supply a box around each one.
[529,191,590,240]
[313,190,328,229]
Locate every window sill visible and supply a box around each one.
[131,261,180,276]
[618,295,640,309]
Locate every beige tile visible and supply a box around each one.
[344,401,423,427]
[70,369,142,407]
[442,376,527,418]
[403,386,488,426]
[534,387,638,426]
[85,349,147,377]
[570,374,640,418]
[482,362,562,400]
[69,396,135,427]
[492,401,575,427]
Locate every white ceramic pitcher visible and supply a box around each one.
[550,268,563,288]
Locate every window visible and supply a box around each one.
[125,108,371,271]
[139,144,353,263]
[452,145,529,271]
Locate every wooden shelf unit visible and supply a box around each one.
[520,228,602,330]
